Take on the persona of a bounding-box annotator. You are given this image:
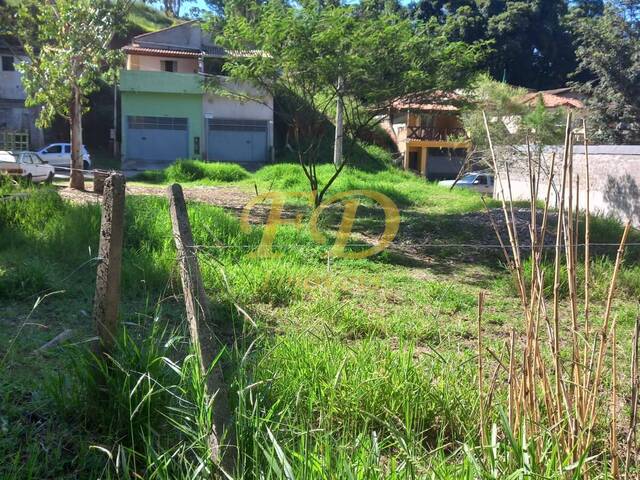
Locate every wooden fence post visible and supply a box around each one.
[167,183,234,470]
[93,172,125,353]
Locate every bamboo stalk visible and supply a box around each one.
[625,314,639,479]
[586,222,632,449]
[552,114,573,446]
[478,291,487,447]
[583,120,593,421]
[612,322,619,478]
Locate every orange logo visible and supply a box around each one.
[240,190,400,258]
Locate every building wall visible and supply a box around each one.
[203,91,273,121]
[0,53,45,148]
[120,91,203,162]
[0,71,25,100]
[126,54,199,74]
[135,21,203,49]
[494,145,640,227]
[203,88,274,160]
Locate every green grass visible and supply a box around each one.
[127,1,175,33]
[136,159,251,184]
[1,157,639,478]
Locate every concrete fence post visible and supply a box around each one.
[167,183,234,470]
[93,173,125,353]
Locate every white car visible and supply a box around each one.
[0,150,56,183]
[438,172,494,195]
[37,143,91,170]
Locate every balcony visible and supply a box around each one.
[405,126,467,142]
[119,70,203,95]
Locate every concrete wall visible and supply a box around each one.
[135,21,202,49]
[494,145,640,227]
[0,71,25,100]
[0,54,27,100]
[203,86,274,158]
[203,91,272,121]
[0,54,45,148]
[127,54,199,73]
[120,91,203,163]
[120,70,202,94]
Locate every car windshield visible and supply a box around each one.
[0,153,17,163]
[458,174,478,184]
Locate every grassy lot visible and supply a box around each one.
[2,156,640,478]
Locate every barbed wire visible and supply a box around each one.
[192,242,640,250]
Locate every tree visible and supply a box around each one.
[144,0,193,17]
[461,75,565,171]
[214,2,484,205]
[572,4,640,143]
[411,0,579,90]
[15,0,130,190]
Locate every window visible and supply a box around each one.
[32,154,43,164]
[419,114,435,128]
[45,145,62,154]
[203,57,226,76]
[64,145,70,153]
[128,116,188,130]
[161,60,177,72]
[21,153,33,164]
[1,56,15,71]
[476,175,487,185]
[408,151,419,171]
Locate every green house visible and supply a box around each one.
[120,21,274,171]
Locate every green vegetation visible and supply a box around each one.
[217,2,483,204]
[2,156,640,477]
[136,159,251,184]
[127,1,174,33]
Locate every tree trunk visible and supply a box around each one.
[333,77,344,169]
[69,85,85,190]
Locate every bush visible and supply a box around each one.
[165,160,250,183]
[134,160,251,184]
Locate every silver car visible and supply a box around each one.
[438,172,494,194]
[0,150,56,183]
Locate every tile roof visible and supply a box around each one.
[391,92,462,112]
[123,44,264,59]
[123,45,201,58]
[520,91,585,109]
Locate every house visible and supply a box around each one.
[0,37,45,150]
[380,94,470,180]
[519,87,585,110]
[120,21,274,170]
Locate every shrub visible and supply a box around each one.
[165,160,250,183]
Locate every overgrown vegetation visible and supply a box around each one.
[2,150,640,477]
[136,159,251,184]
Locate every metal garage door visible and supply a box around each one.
[207,119,268,163]
[127,116,188,166]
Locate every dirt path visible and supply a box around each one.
[57,183,554,267]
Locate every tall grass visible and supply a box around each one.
[2,148,637,479]
[479,113,635,477]
[135,160,251,184]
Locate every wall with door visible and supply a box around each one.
[121,91,202,168]
[203,87,274,163]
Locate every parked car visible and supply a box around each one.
[438,172,494,195]
[0,150,55,183]
[37,143,91,170]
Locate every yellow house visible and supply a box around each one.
[381,95,470,179]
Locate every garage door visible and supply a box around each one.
[207,119,268,163]
[127,116,188,166]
